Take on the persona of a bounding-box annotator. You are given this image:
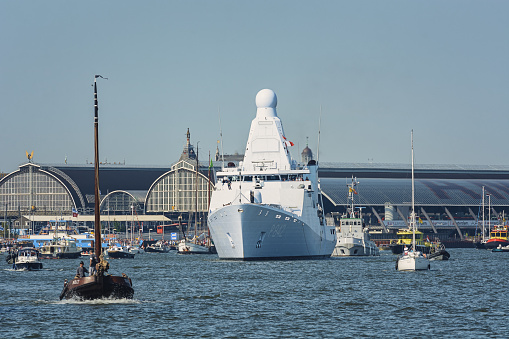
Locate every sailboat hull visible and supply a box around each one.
[59,275,134,300]
[178,241,212,254]
[396,252,430,271]
[208,204,335,260]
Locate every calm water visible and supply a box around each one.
[1,248,507,338]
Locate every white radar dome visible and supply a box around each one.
[255,89,277,108]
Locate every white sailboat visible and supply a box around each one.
[128,205,144,254]
[178,238,211,254]
[396,130,430,271]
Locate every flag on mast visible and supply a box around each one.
[282,136,294,147]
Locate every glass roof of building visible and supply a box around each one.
[321,178,509,207]
[319,162,509,171]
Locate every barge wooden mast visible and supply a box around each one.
[94,75,102,257]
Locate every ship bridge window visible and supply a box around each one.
[266,175,280,181]
[243,176,253,182]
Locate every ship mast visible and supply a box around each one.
[94,75,104,257]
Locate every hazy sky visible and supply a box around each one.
[1,1,508,173]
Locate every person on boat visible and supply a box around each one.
[96,255,109,276]
[76,261,88,278]
[89,254,98,276]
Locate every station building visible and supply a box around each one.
[2,133,509,240]
[0,129,214,234]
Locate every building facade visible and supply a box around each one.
[3,144,509,239]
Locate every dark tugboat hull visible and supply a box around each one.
[59,275,134,300]
[485,239,509,249]
[40,252,81,259]
[107,251,135,259]
[428,249,450,261]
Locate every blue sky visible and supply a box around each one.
[1,1,508,173]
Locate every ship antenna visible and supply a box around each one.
[316,105,322,165]
[218,105,225,169]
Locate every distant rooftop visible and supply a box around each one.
[319,162,509,171]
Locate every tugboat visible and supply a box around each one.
[389,229,433,255]
[59,75,133,300]
[485,224,509,250]
[332,177,379,257]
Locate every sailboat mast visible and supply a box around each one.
[411,130,416,250]
[94,76,102,257]
[488,193,491,236]
[482,186,485,242]
[195,141,199,240]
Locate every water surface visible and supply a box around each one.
[1,249,507,338]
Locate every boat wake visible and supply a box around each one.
[3,268,50,272]
[55,297,142,305]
